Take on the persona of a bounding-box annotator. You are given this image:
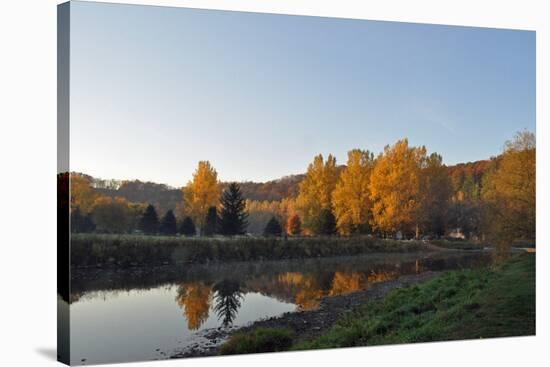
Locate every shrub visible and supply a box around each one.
[220,328,294,355]
[70,234,433,267]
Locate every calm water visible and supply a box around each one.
[69,251,489,364]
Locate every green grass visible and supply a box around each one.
[295,253,535,350]
[220,328,294,355]
[70,233,432,267]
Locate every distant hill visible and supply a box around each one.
[223,174,305,202]
[74,158,493,215]
[96,180,182,216]
[75,173,307,215]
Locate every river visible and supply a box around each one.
[69,251,490,364]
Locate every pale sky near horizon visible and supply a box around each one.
[69,1,535,187]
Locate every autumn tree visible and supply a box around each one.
[264,217,283,237]
[159,209,177,235]
[91,196,132,233]
[332,149,374,235]
[202,206,218,236]
[296,154,339,234]
[183,161,221,232]
[482,131,536,252]
[417,153,452,237]
[139,204,159,235]
[369,139,426,237]
[286,214,302,236]
[218,183,248,236]
[70,174,98,213]
[179,216,196,236]
[176,282,212,330]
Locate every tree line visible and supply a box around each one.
[69,131,535,247]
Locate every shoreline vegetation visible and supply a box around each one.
[217,253,535,356]
[69,233,478,268]
[63,132,535,259]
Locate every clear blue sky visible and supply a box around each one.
[69,1,535,187]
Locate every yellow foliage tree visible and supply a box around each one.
[70,174,98,213]
[182,161,221,231]
[332,149,374,235]
[176,282,212,330]
[482,131,536,251]
[369,139,426,237]
[417,153,452,236]
[296,154,339,234]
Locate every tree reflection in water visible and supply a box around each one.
[175,282,212,330]
[213,279,244,327]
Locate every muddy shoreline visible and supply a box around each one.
[170,270,440,359]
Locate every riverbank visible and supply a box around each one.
[170,271,441,358]
[197,253,534,356]
[70,234,446,268]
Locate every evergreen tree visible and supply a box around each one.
[179,216,197,236]
[316,208,337,235]
[264,216,283,236]
[159,209,177,235]
[202,206,218,236]
[139,204,159,235]
[218,183,248,235]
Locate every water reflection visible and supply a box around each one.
[176,282,212,330]
[70,252,491,364]
[213,280,244,327]
[157,253,490,322]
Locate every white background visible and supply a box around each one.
[0,0,548,366]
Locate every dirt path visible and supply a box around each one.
[170,271,439,359]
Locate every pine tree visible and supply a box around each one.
[159,209,177,235]
[179,216,197,236]
[316,208,337,235]
[202,206,218,236]
[264,217,283,236]
[139,204,159,235]
[218,183,248,235]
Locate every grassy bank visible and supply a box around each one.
[70,234,433,267]
[220,328,294,355]
[221,254,535,354]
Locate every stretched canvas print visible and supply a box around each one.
[57,1,536,365]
